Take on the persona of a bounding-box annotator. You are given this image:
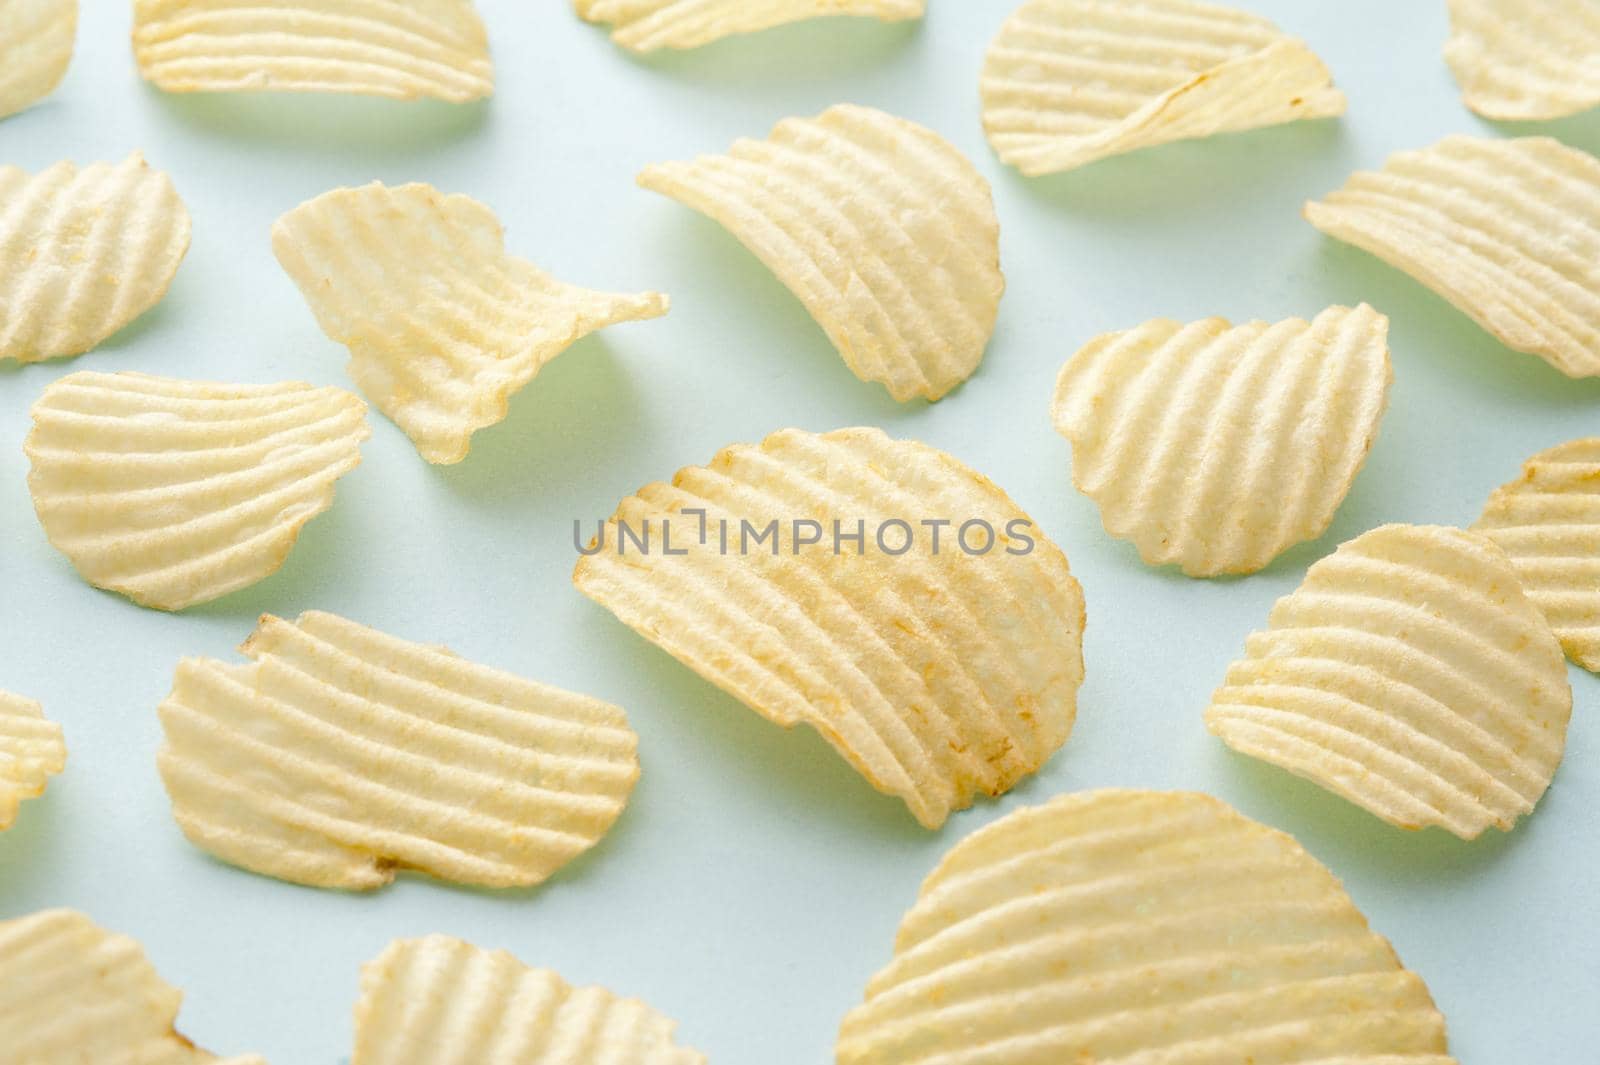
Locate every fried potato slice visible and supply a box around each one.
[353,935,705,1065]
[25,372,370,611]
[574,0,923,53]
[573,427,1084,829]
[1474,438,1600,671]
[1053,304,1391,577]
[1445,0,1600,120]
[1207,524,1571,839]
[0,691,65,830]
[980,0,1346,176]
[157,611,639,891]
[0,153,190,364]
[0,909,265,1064]
[273,182,668,464]
[132,0,493,101]
[0,0,75,120]
[638,104,1002,402]
[1305,135,1600,378]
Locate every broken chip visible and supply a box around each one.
[1206,523,1571,839]
[573,0,923,53]
[272,181,668,464]
[1051,304,1392,577]
[638,104,1003,402]
[0,0,76,120]
[1444,0,1600,120]
[0,691,65,830]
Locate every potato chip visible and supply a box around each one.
[980,0,1346,176]
[1305,135,1600,379]
[1053,304,1391,577]
[638,104,1002,402]
[0,691,65,830]
[0,153,190,364]
[573,427,1084,829]
[132,0,493,101]
[353,935,705,1065]
[273,182,668,464]
[1444,0,1600,120]
[1207,524,1570,839]
[574,0,923,53]
[157,611,639,891]
[1474,437,1600,671]
[25,372,370,612]
[0,909,265,1064]
[0,0,76,120]
[836,789,1457,1065]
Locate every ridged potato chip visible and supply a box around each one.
[354,935,705,1065]
[0,691,65,830]
[0,153,190,364]
[1445,0,1600,120]
[1053,304,1391,577]
[273,181,668,464]
[25,372,370,611]
[574,0,923,53]
[836,789,1456,1065]
[638,104,1002,402]
[1306,135,1600,379]
[573,427,1084,829]
[0,0,75,120]
[132,0,493,101]
[1474,437,1600,671]
[0,909,265,1064]
[1207,524,1571,839]
[157,611,639,891]
[980,0,1346,176]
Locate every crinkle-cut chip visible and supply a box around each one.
[156,611,639,891]
[0,691,65,830]
[272,182,668,464]
[353,935,705,1065]
[1305,135,1600,379]
[0,0,76,120]
[572,427,1084,829]
[0,153,190,364]
[835,789,1458,1065]
[979,0,1346,176]
[0,909,266,1064]
[1206,524,1571,840]
[1052,304,1392,577]
[1445,0,1600,120]
[25,372,370,612]
[1474,437,1600,671]
[573,0,923,53]
[131,0,493,102]
[638,104,1002,402]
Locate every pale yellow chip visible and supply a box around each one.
[157,611,639,891]
[573,427,1084,829]
[1445,0,1600,120]
[574,0,923,53]
[1052,304,1392,577]
[639,104,1002,402]
[1305,135,1600,379]
[0,153,190,364]
[836,789,1458,1065]
[25,372,370,612]
[1207,523,1571,839]
[0,0,76,120]
[353,935,705,1065]
[272,182,668,465]
[0,691,65,830]
[132,0,493,101]
[1474,437,1600,672]
[0,909,265,1064]
[980,0,1346,176]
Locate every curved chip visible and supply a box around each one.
[0,153,190,364]
[353,935,705,1065]
[979,0,1346,176]
[574,0,923,53]
[638,104,1002,402]
[0,909,265,1064]
[272,181,668,464]
[1206,523,1571,839]
[836,789,1457,1065]
[1052,304,1391,577]
[0,691,65,830]
[1444,0,1600,120]
[1473,437,1600,671]
[573,427,1084,829]
[1305,135,1600,379]
[25,372,370,612]
[0,0,76,120]
[157,611,639,891]
[132,0,493,101]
